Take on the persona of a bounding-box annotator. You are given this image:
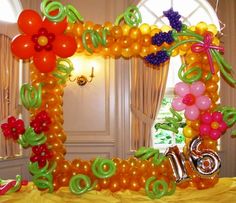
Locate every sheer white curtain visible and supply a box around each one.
[130,58,169,149]
[0,34,21,158]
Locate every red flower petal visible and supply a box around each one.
[43,18,67,34]
[30,155,39,162]
[33,51,56,73]
[38,158,47,168]
[18,10,42,35]
[53,35,77,58]
[32,146,41,155]
[8,117,16,124]
[11,35,35,59]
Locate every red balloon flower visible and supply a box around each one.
[30,110,51,134]
[1,116,25,140]
[11,9,77,73]
[30,144,53,168]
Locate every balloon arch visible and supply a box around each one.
[1,0,236,199]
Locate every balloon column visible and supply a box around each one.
[1,0,236,199]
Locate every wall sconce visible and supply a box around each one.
[69,67,94,86]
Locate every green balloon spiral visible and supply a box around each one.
[18,127,47,148]
[178,64,203,84]
[41,0,84,23]
[115,5,142,27]
[52,58,74,84]
[69,174,96,195]
[91,158,116,178]
[82,29,109,54]
[135,147,165,165]
[145,176,176,199]
[155,108,183,134]
[20,83,42,110]
[28,161,56,193]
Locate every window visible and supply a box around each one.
[137,0,220,150]
[151,57,186,150]
[0,0,22,23]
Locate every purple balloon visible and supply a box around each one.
[196,96,211,110]
[185,105,200,120]
[174,82,190,97]
[172,97,186,111]
[190,81,206,97]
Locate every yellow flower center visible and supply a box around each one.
[38,36,48,46]
[211,121,219,129]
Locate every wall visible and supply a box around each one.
[217,0,236,177]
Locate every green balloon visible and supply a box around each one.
[91,158,116,178]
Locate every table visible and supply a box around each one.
[0,178,235,203]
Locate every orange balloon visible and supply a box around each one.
[57,173,71,187]
[52,151,64,163]
[76,37,84,52]
[65,23,75,35]
[119,174,130,189]
[206,81,218,93]
[140,46,150,57]
[80,161,91,175]
[110,43,122,57]
[130,42,142,56]
[83,21,94,30]
[129,178,140,191]
[121,47,133,58]
[140,34,151,46]
[118,160,130,174]
[73,22,84,37]
[93,24,102,33]
[103,21,113,31]
[129,27,141,41]
[105,36,115,47]
[98,178,110,189]
[111,26,123,39]
[118,36,132,48]
[56,131,67,143]
[109,178,121,192]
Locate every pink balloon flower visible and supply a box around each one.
[172,81,211,121]
[199,112,228,140]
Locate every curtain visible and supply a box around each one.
[0,34,21,159]
[130,58,169,150]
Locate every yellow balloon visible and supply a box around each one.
[183,126,198,138]
[207,24,218,36]
[196,22,207,34]
[38,36,48,46]
[121,24,131,36]
[139,23,151,35]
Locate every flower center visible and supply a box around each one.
[12,128,16,132]
[38,36,48,46]
[211,121,219,129]
[182,93,196,106]
[41,152,46,156]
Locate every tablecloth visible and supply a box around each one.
[0,178,235,203]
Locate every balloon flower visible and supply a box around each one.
[11,9,77,73]
[172,81,211,120]
[30,111,51,134]
[1,117,25,140]
[199,112,228,140]
[30,144,53,168]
